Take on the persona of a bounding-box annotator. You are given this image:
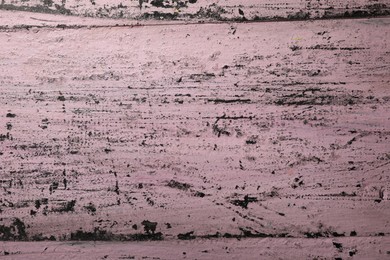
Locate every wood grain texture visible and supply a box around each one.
[0,0,389,20]
[1,14,389,245]
[1,237,390,259]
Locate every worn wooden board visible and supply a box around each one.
[0,0,389,20]
[1,237,390,259]
[0,3,389,259]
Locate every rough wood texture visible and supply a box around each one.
[1,237,390,259]
[0,3,389,259]
[0,0,389,20]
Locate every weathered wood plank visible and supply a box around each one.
[0,13,389,245]
[0,0,389,20]
[1,237,390,259]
